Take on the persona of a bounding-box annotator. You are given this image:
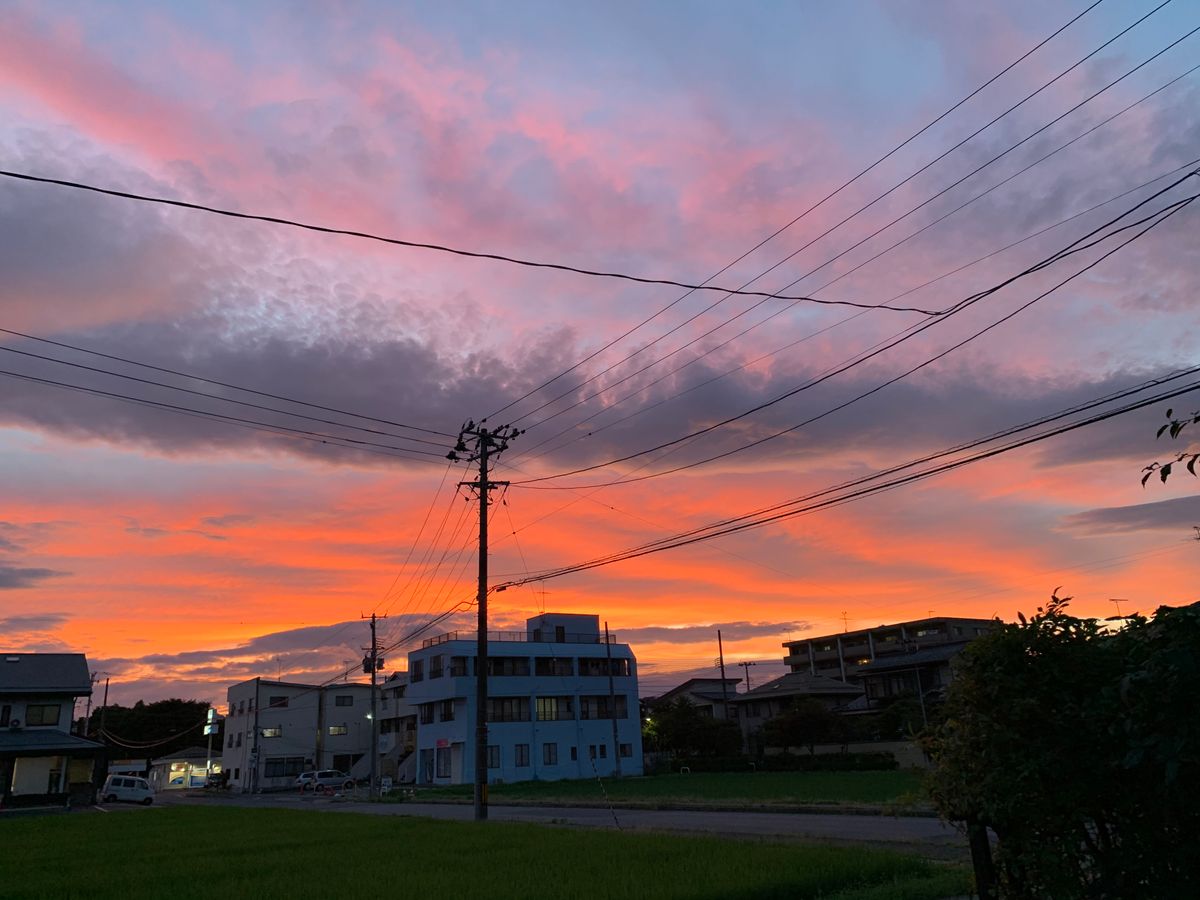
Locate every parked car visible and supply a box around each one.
[294,770,354,792]
[101,774,154,805]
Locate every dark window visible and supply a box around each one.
[419,703,435,725]
[236,732,242,747]
[535,657,574,676]
[570,746,577,761]
[233,768,240,780]
[436,747,451,778]
[261,726,282,738]
[267,696,288,708]
[599,743,607,759]
[439,700,455,722]
[0,704,10,727]
[588,745,596,760]
[579,695,628,720]
[487,657,530,677]
[263,756,306,777]
[328,725,348,736]
[535,696,573,721]
[227,732,234,748]
[450,656,469,676]
[238,700,245,715]
[515,744,530,767]
[420,749,434,782]
[486,745,500,769]
[543,743,558,765]
[335,695,353,707]
[430,655,444,679]
[555,626,565,642]
[620,743,632,758]
[486,697,530,722]
[410,660,424,683]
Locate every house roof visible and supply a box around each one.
[0,729,105,754]
[854,642,970,674]
[656,677,741,702]
[0,653,91,696]
[151,745,216,765]
[731,672,863,702]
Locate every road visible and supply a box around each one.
[156,790,965,855]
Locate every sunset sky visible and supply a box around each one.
[2,0,1198,706]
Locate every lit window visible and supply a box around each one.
[261,727,282,738]
[328,725,348,736]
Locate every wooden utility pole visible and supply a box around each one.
[717,630,730,717]
[738,660,756,691]
[448,420,520,822]
[604,621,621,777]
[362,612,385,800]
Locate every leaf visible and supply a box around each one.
[1157,423,1171,439]
[1160,463,1172,483]
[1142,470,1154,487]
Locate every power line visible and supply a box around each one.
[499,373,1200,589]
[0,368,449,464]
[510,156,1200,469]
[0,342,449,450]
[485,0,1106,421]
[513,175,1198,486]
[0,325,453,438]
[496,1,1168,431]
[0,169,925,315]
[506,18,1194,439]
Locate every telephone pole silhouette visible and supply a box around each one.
[362,612,386,800]
[448,420,520,821]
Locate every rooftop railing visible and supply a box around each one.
[421,630,615,649]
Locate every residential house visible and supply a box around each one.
[650,677,742,720]
[0,653,106,810]
[223,679,374,792]
[781,616,996,707]
[406,613,643,785]
[730,672,864,736]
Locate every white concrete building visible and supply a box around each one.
[223,679,374,792]
[406,613,642,785]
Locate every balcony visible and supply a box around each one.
[422,629,615,648]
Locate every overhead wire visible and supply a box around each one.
[512,173,1199,487]
[485,0,1107,421]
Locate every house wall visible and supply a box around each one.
[1,695,71,730]
[11,756,58,795]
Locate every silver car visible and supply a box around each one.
[294,769,353,792]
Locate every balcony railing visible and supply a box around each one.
[422,630,615,648]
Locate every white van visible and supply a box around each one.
[101,774,154,805]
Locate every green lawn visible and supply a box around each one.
[413,770,926,808]
[0,806,969,900]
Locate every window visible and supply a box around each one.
[439,699,455,722]
[450,656,469,676]
[555,625,566,642]
[588,745,596,760]
[487,657,530,677]
[410,659,424,683]
[248,698,254,712]
[1,704,10,727]
[419,703,435,725]
[267,696,288,709]
[619,743,632,759]
[536,696,573,721]
[570,746,577,761]
[263,756,306,778]
[515,744,530,767]
[227,732,234,748]
[436,747,451,778]
[335,695,353,707]
[486,697,530,722]
[579,695,627,720]
[328,725,348,736]
[261,726,282,738]
[430,655,444,679]
[420,749,434,782]
[235,731,242,747]
[233,767,240,780]
[600,743,607,759]
[535,657,574,676]
[18,703,56,726]
[543,743,558,765]
[486,745,500,769]
[238,700,245,715]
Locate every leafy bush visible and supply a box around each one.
[924,595,1200,898]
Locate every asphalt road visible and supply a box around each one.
[158,791,965,854]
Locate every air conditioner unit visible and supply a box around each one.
[8,718,21,730]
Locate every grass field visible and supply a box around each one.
[0,806,969,900]
[412,770,926,808]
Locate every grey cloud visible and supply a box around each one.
[1061,495,1200,535]
[619,620,809,645]
[201,514,256,528]
[0,612,70,632]
[119,517,226,542]
[0,565,67,589]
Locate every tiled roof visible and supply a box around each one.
[0,654,91,695]
[731,672,862,701]
[0,729,105,754]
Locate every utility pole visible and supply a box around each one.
[604,621,621,777]
[362,612,386,800]
[716,630,730,717]
[738,661,757,692]
[448,419,520,822]
[99,676,111,739]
